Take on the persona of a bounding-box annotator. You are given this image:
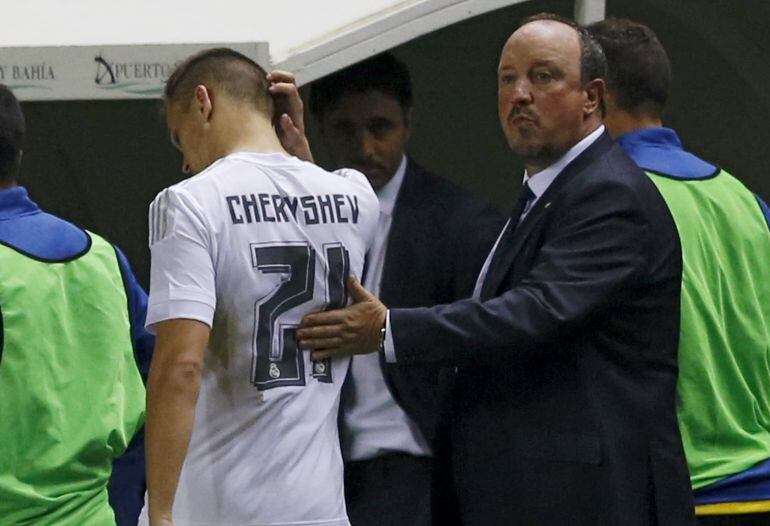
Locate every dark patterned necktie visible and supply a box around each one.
[511,181,536,225]
[480,182,535,299]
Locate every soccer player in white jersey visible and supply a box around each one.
[141,49,379,526]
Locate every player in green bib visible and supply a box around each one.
[590,19,770,525]
[0,85,150,524]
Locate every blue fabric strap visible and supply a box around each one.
[0,186,89,261]
[756,194,770,233]
[616,128,718,180]
[695,458,770,505]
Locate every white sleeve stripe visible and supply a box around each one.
[159,189,168,241]
[149,198,157,246]
[153,193,159,244]
[159,201,165,241]
[160,189,169,241]
[149,200,156,245]
[150,189,171,246]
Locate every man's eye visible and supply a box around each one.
[533,71,553,82]
[332,122,356,137]
[499,74,515,85]
[369,120,394,137]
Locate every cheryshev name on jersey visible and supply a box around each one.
[226,192,361,226]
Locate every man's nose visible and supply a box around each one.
[511,79,533,104]
[355,130,377,158]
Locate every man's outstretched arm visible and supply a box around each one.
[146,319,210,526]
[299,179,652,367]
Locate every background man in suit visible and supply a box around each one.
[589,18,770,525]
[309,53,502,526]
[298,14,694,525]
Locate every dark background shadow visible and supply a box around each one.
[19,0,770,287]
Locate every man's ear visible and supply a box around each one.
[194,85,213,122]
[583,78,605,117]
[403,106,413,142]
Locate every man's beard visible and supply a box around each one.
[511,140,565,169]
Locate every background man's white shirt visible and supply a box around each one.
[141,152,379,526]
[342,155,431,461]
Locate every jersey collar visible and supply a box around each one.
[0,186,41,221]
[616,127,719,180]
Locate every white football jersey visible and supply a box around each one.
[141,152,379,526]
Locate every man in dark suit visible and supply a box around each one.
[308,53,503,526]
[299,14,695,526]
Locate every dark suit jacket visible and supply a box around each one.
[389,134,695,525]
[372,158,503,447]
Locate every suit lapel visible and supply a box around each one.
[481,132,615,299]
[379,160,424,305]
[480,205,550,300]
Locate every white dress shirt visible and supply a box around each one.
[343,155,432,461]
[385,125,606,363]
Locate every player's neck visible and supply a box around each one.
[215,110,287,158]
[604,110,662,140]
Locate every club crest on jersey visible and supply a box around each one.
[269,363,281,379]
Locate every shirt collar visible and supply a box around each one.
[616,127,717,179]
[617,127,682,150]
[0,186,41,221]
[375,155,407,216]
[523,125,605,198]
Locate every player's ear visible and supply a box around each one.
[194,85,213,122]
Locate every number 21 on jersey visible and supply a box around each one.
[250,242,350,390]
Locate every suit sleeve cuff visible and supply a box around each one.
[383,309,397,363]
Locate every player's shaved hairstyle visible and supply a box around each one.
[587,18,671,118]
[165,48,273,115]
[0,84,25,184]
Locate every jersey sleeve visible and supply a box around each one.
[146,187,216,333]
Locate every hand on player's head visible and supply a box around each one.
[268,71,303,131]
[268,71,314,162]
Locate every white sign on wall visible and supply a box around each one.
[0,42,269,101]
